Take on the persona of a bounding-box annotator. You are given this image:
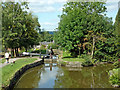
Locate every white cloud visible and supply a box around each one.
[58,6,65,11]
[29,6,56,13]
[106,0,120,3]
[106,4,118,11]
[26,0,67,4]
[41,22,55,26]
[27,0,66,13]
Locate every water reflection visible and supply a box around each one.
[15,63,114,88]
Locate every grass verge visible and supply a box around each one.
[0,58,6,64]
[62,58,85,62]
[62,51,85,62]
[0,58,38,87]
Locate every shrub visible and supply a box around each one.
[48,43,59,49]
[31,49,40,53]
[113,60,120,69]
[81,60,93,67]
[19,47,25,54]
[28,49,33,53]
[41,50,46,54]
[81,54,93,66]
[40,45,46,50]
[108,68,120,86]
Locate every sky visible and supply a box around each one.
[25,0,120,31]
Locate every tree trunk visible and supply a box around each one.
[25,47,27,52]
[15,48,19,57]
[11,48,14,57]
[91,36,95,59]
[17,48,19,56]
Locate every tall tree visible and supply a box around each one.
[40,30,53,42]
[55,2,107,56]
[114,8,120,57]
[2,1,41,56]
[55,2,116,61]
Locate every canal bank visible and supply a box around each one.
[1,58,44,90]
[57,59,114,67]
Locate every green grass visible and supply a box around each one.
[0,58,38,87]
[62,51,71,58]
[62,51,85,62]
[62,58,85,62]
[0,58,6,64]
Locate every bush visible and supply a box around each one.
[80,54,91,60]
[113,60,120,69]
[81,60,93,67]
[48,43,59,49]
[103,55,118,62]
[40,45,46,50]
[31,49,40,53]
[28,49,33,53]
[41,50,46,54]
[71,52,77,57]
[30,48,46,54]
[81,54,93,66]
[19,47,25,54]
[108,68,120,86]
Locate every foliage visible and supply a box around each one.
[62,51,71,58]
[40,31,53,42]
[81,60,93,67]
[30,48,46,54]
[108,68,120,86]
[0,58,6,64]
[113,60,120,69]
[31,49,40,53]
[2,1,41,56]
[48,43,59,49]
[114,8,120,57]
[19,47,26,54]
[54,2,117,62]
[81,54,93,66]
[40,45,46,50]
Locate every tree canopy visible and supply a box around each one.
[54,2,117,61]
[2,1,41,56]
[114,8,120,58]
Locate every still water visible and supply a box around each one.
[15,63,114,88]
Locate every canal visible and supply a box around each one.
[14,62,114,88]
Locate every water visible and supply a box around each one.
[14,63,114,88]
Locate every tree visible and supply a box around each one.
[55,2,108,57]
[114,8,120,58]
[40,30,53,42]
[2,2,29,56]
[2,1,41,56]
[55,2,116,62]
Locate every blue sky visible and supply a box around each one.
[26,0,120,31]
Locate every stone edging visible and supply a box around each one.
[57,59,83,67]
[57,59,115,67]
[3,59,44,90]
